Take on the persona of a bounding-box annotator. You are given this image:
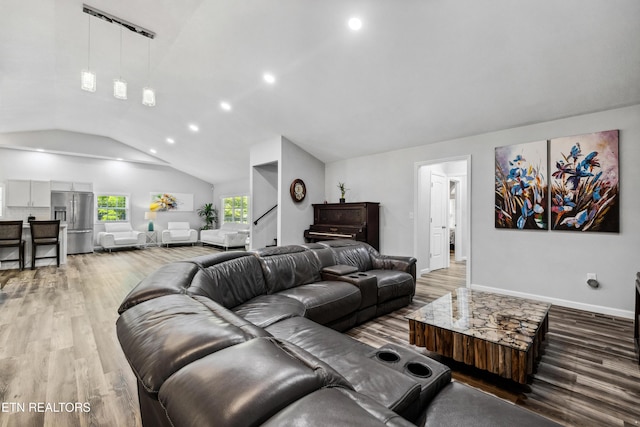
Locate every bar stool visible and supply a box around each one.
[30,220,60,270]
[0,221,25,271]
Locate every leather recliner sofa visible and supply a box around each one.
[116,240,559,427]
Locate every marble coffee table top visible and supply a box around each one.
[406,288,551,351]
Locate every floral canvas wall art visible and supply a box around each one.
[550,130,619,232]
[150,192,194,212]
[495,140,548,230]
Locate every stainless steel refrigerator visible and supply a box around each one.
[51,191,94,254]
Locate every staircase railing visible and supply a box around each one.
[253,204,277,226]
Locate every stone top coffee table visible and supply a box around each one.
[406,288,551,384]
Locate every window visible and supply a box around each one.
[222,195,249,224]
[96,194,129,222]
[0,185,3,217]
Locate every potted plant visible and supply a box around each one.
[197,203,218,230]
[337,182,349,203]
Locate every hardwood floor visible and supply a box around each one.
[0,248,638,426]
[347,256,640,427]
[0,246,216,427]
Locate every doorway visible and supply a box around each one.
[251,162,278,249]
[430,171,447,271]
[414,156,470,285]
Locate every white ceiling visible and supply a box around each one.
[1,0,639,184]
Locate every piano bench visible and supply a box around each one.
[322,267,378,316]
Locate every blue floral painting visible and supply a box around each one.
[495,141,548,230]
[550,130,619,232]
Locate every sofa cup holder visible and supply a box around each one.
[375,350,401,363]
[404,362,432,378]
[374,350,433,378]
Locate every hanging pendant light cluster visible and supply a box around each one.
[81,4,156,107]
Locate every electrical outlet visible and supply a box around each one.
[587,273,597,280]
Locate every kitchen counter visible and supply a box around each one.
[0,223,67,270]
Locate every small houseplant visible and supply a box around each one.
[337,182,349,203]
[197,203,218,230]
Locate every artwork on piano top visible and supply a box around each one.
[337,182,349,203]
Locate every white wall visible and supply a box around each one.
[280,137,325,246]
[0,146,214,244]
[249,136,325,248]
[250,137,281,249]
[251,163,278,249]
[326,104,640,317]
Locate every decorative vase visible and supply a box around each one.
[339,198,345,204]
[148,221,154,231]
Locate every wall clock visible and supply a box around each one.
[290,179,306,202]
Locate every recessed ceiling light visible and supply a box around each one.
[263,73,276,84]
[149,148,157,154]
[36,148,45,152]
[188,123,199,132]
[220,101,232,111]
[348,17,362,31]
[116,158,123,161]
[166,137,175,144]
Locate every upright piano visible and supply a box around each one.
[304,202,379,250]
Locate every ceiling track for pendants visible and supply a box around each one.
[82,4,156,39]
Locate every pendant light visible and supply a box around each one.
[142,38,156,106]
[81,14,96,92]
[113,25,127,100]
[81,5,156,101]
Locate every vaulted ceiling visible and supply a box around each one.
[1,1,639,184]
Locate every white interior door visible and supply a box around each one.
[430,172,447,271]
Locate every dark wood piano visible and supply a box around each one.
[304,202,379,250]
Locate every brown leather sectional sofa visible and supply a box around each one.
[116,239,559,426]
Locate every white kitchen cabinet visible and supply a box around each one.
[30,181,51,206]
[6,180,30,206]
[71,182,93,192]
[50,181,93,192]
[7,180,51,207]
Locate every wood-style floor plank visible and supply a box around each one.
[0,246,217,427]
[347,256,640,426]
[0,247,638,426]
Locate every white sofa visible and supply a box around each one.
[200,222,249,250]
[161,222,198,247]
[98,223,146,252]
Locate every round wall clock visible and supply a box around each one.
[290,179,306,202]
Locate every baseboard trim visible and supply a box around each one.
[470,283,633,319]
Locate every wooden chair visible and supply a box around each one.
[0,221,25,271]
[29,220,60,270]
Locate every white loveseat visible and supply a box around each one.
[200,222,249,250]
[161,222,198,247]
[98,223,146,252]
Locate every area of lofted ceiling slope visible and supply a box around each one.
[1,0,639,184]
